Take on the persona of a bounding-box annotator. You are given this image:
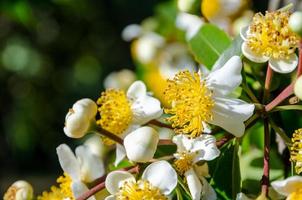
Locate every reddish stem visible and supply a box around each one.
[96,127,124,145]
[216,134,234,148]
[158,139,175,145]
[261,118,270,197]
[76,166,140,200]
[263,66,274,103]
[265,83,294,112]
[297,40,302,77]
[148,120,172,129]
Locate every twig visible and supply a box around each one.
[76,166,140,200]
[261,118,270,197]
[95,126,124,145]
[148,120,173,129]
[265,83,294,112]
[297,40,302,77]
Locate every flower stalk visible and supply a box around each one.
[76,165,140,200]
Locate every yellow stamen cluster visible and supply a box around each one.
[38,173,74,200]
[3,186,18,200]
[97,89,132,145]
[290,128,302,174]
[247,11,299,59]
[164,70,214,138]
[116,180,167,200]
[288,188,302,200]
[174,152,194,175]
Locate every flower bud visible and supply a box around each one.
[84,134,106,158]
[177,0,195,12]
[294,76,302,100]
[4,180,33,200]
[64,98,97,138]
[124,126,159,163]
[289,11,302,36]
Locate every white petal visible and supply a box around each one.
[105,195,116,200]
[206,56,242,96]
[269,54,298,74]
[131,95,163,125]
[64,112,90,138]
[124,126,159,163]
[84,134,105,158]
[75,145,105,183]
[105,171,135,195]
[200,177,217,200]
[185,169,202,200]
[127,81,147,101]
[271,176,302,196]
[56,144,81,181]
[114,144,126,167]
[172,134,193,152]
[236,193,252,200]
[210,97,255,137]
[72,181,96,200]
[191,135,220,162]
[142,161,177,195]
[73,98,98,119]
[240,26,249,41]
[121,24,142,42]
[241,42,269,63]
[176,12,204,41]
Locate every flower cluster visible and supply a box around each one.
[4,1,302,200]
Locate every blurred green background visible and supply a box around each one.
[0,0,166,194]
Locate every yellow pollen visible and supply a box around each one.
[174,152,194,175]
[38,173,74,200]
[287,187,302,200]
[201,0,221,19]
[290,128,302,174]
[247,11,299,59]
[97,89,132,145]
[164,70,214,138]
[116,180,167,200]
[3,186,18,200]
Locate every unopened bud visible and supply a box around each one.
[4,180,33,200]
[294,76,302,100]
[124,126,159,163]
[64,98,97,138]
[289,11,302,36]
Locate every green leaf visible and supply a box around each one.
[212,34,243,70]
[189,24,231,69]
[210,139,241,200]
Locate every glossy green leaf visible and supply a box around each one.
[210,139,241,200]
[189,24,231,69]
[212,34,243,70]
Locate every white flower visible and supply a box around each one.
[172,134,220,200]
[201,0,244,31]
[176,12,204,40]
[105,161,177,200]
[121,24,142,42]
[97,80,163,166]
[64,98,97,138]
[177,0,196,12]
[124,126,159,163]
[158,43,196,79]
[103,69,136,90]
[56,141,105,199]
[294,76,302,100]
[289,11,302,36]
[84,133,106,159]
[271,176,302,199]
[4,180,33,200]
[165,56,255,137]
[236,193,253,200]
[240,11,299,74]
[132,32,165,64]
